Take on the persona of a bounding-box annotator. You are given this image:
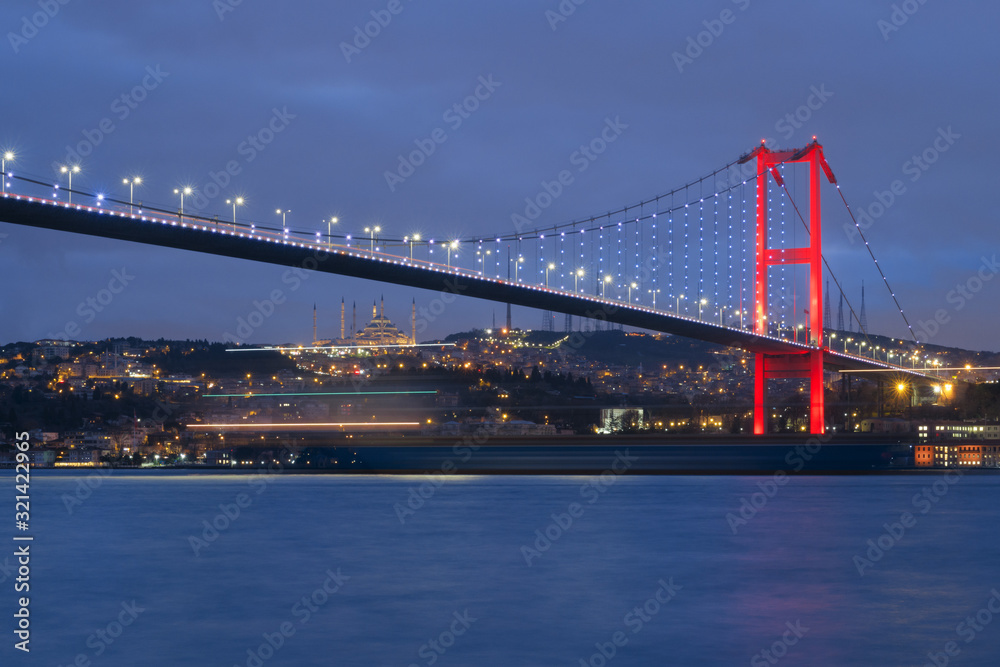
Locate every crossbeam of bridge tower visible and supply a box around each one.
[739,140,837,435]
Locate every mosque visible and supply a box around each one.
[313,296,415,347]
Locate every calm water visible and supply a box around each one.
[5,469,999,666]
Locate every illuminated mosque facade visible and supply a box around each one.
[314,296,415,347]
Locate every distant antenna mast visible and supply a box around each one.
[823,280,831,330]
[859,281,868,332]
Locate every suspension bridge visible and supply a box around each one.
[0,140,941,435]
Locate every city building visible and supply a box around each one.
[916,421,1000,441]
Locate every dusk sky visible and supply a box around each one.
[1,1,997,350]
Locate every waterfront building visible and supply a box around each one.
[916,421,1000,441]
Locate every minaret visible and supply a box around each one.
[352,301,357,340]
[312,303,317,345]
[372,299,377,320]
[340,298,345,341]
[411,298,416,345]
[380,294,385,319]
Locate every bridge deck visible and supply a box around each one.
[0,193,930,378]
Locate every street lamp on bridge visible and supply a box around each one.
[173,186,192,218]
[406,233,420,260]
[276,209,290,237]
[546,263,556,288]
[447,240,459,269]
[362,225,381,252]
[122,176,142,215]
[601,274,612,298]
[574,268,584,293]
[326,216,338,249]
[2,151,15,194]
[61,164,81,204]
[698,298,707,320]
[226,197,244,230]
[628,281,637,304]
[648,288,660,310]
[675,293,684,315]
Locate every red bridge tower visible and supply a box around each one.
[739,140,837,435]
